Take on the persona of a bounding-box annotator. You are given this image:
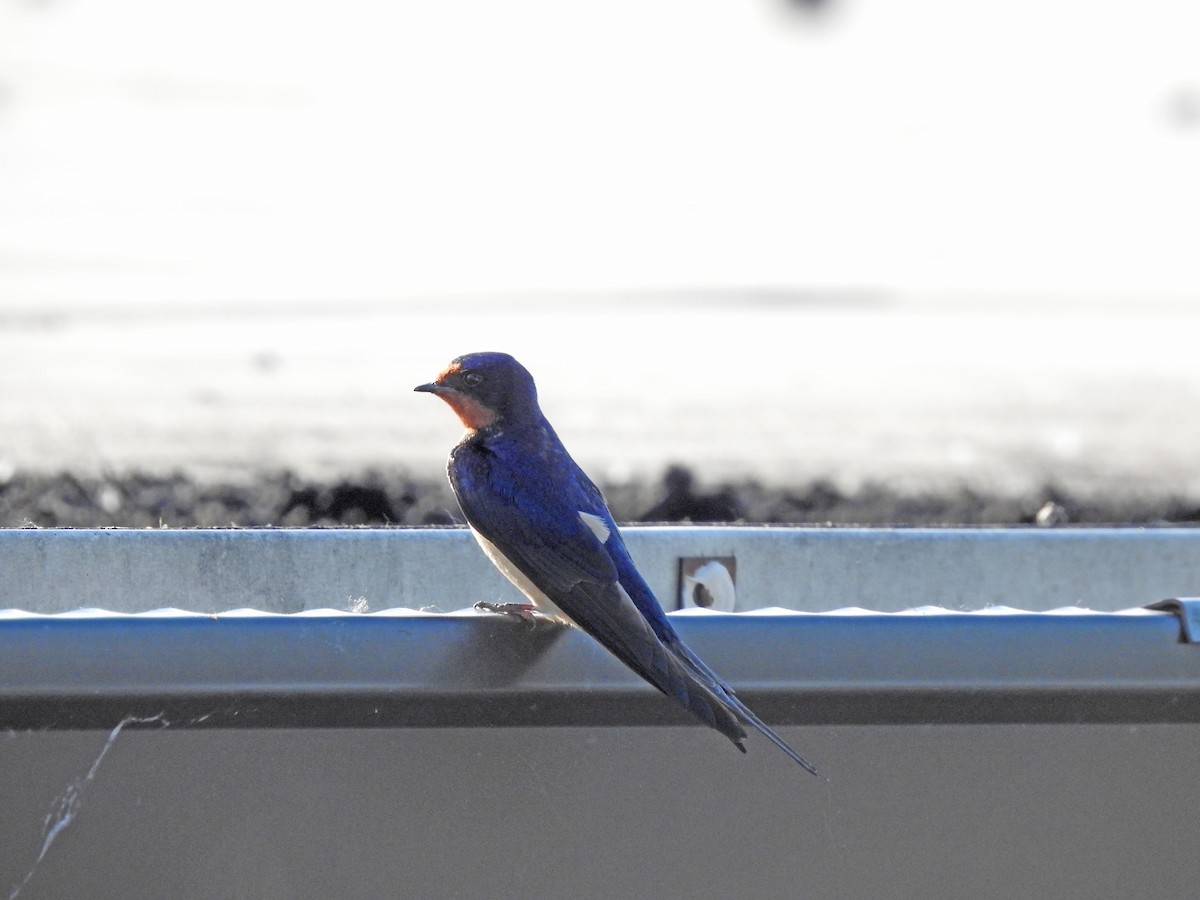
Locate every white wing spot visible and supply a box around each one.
[578,511,611,544]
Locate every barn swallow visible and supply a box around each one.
[416,351,817,774]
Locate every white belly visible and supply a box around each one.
[470,527,574,625]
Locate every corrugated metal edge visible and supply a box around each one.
[0,605,1169,619]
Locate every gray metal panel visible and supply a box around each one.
[4,724,1199,900]
[3,526,1200,613]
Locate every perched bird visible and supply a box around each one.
[416,351,817,775]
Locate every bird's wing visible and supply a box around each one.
[452,436,819,774]
[450,441,749,744]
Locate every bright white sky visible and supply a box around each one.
[2,0,1198,305]
[1,1,1199,490]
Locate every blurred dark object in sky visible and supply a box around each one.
[776,0,840,24]
[3,469,1200,528]
[1165,85,1200,131]
[782,0,834,12]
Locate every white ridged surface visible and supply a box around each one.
[0,605,1168,620]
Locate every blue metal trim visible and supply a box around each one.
[2,611,1198,730]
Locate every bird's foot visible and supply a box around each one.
[474,601,544,627]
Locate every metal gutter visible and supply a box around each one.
[3,607,1197,731]
[5,529,1200,899]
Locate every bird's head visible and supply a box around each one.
[415,351,540,430]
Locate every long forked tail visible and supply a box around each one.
[724,692,820,776]
[564,577,818,775]
[670,639,820,777]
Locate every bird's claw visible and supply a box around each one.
[474,600,545,627]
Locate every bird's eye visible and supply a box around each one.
[463,371,483,386]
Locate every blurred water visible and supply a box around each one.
[0,291,1197,500]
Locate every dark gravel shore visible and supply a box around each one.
[3,466,1198,529]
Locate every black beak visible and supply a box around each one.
[414,382,439,394]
